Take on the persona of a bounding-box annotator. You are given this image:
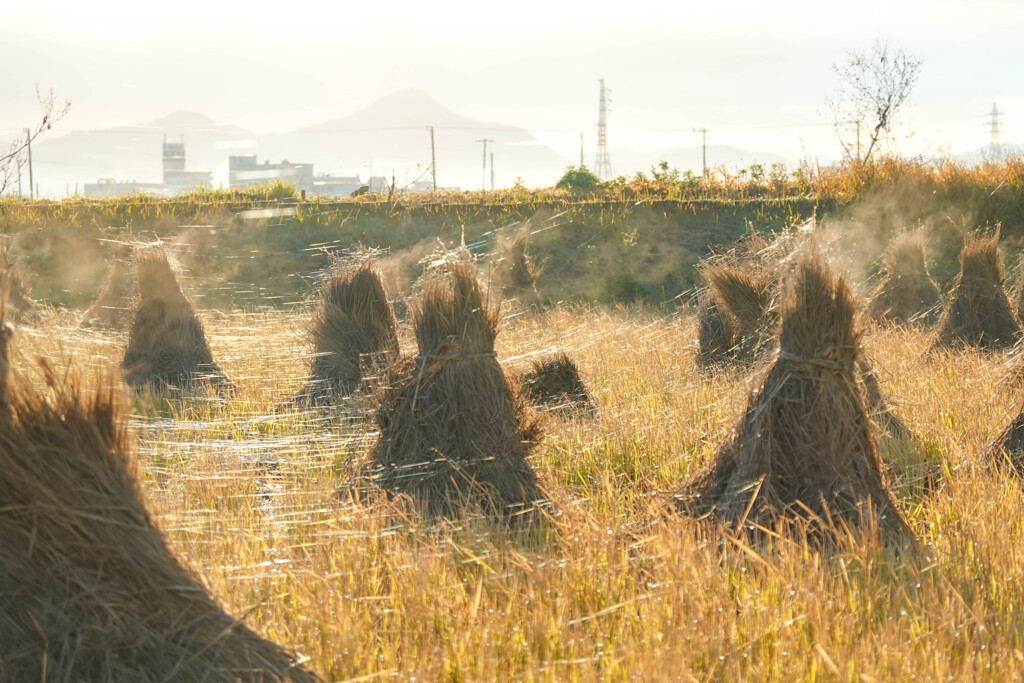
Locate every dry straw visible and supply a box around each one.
[932,232,1021,350]
[292,261,399,407]
[0,324,316,680]
[986,395,1024,477]
[496,231,542,307]
[868,231,942,325]
[1014,258,1024,324]
[857,357,913,441]
[361,261,545,520]
[0,253,34,317]
[516,351,596,416]
[695,258,778,369]
[677,250,912,544]
[695,291,738,369]
[82,242,136,329]
[121,248,233,395]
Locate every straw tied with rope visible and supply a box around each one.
[358,261,547,521]
[676,250,912,546]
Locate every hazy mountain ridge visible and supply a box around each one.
[29,90,825,196]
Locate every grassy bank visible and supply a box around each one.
[2,156,1023,310]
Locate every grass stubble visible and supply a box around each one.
[9,296,1024,681]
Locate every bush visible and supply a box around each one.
[555,166,602,194]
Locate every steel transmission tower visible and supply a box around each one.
[594,79,612,180]
[988,102,1004,162]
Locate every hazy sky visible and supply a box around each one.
[2,0,1023,163]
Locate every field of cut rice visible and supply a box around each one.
[10,300,1024,681]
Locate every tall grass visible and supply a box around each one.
[11,302,1024,680]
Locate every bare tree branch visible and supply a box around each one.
[826,40,921,163]
[0,87,71,196]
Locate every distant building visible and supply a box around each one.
[229,155,314,194]
[84,138,212,197]
[161,139,212,191]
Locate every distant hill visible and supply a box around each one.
[27,91,801,197]
[259,89,567,190]
[955,143,1024,166]
[31,111,257,195]
[30,91,569,196]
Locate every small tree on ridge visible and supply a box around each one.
[827,40,921,163]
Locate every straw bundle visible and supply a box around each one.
[0,331,315,680]
[987,401,1024,477]
[517,351,596,415]
[677,251,911,543]
[82,243,136,328]
[696,291,737,369]
[497,233,542,307]
[932,233,1021,350]
[696,261,777,368]
[292,262,399,406]
[1014,262,1024,323]
[121,249,233,395]
[0,243,35,317]
[363,262,545,519]
[868,232,941,325]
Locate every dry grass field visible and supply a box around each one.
[9,298,1024,681]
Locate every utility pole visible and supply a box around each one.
[427,126,437,191]
[24,128,34,200]
[476,138,493,190]
[490,152,495,190]
[594,80,612,179]
[693,128,709,176]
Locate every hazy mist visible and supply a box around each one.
[3,0,1024,195]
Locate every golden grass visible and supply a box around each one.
[11,304,1024,680]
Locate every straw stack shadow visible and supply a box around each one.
[675,250,913,546]
[931,232,1021,351]
[290,261,399,408]
[354,261,546,521]
[121,248,233,395]
[868,231,942,326]
[82,242,136,329]
[0,305,317,681]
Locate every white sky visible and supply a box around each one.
[2,0,1023,163]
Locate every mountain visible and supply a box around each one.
[31,111,257,195]
[955,143,1024,166]
[26,92,801,197]
[258,89,566,190]
[29,91,569,195]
